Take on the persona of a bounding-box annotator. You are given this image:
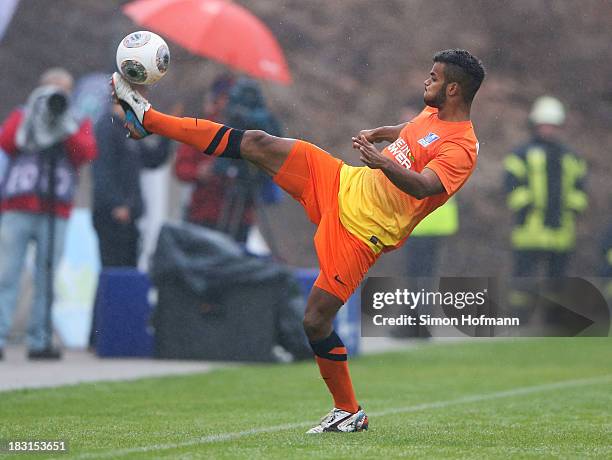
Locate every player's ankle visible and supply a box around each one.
[141,105,154,130]
[336,404,359,414]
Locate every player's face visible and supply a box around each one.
[423,63,447,108]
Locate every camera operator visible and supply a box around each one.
[0,68,97,360]
[175,77,282,243]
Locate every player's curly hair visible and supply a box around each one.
[433,49,485,104]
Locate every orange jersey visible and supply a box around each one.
[338,106,479,253]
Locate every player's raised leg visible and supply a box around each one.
[111,72,294,177]
[112,72,369,433]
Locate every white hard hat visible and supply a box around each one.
[529,96,565,126]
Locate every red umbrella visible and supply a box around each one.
[123,0,292,85]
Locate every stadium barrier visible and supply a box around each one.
[91,267,361,359]
[92,268,154,357]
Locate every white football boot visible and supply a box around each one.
[110,72,151,139]
[306,407,369,433]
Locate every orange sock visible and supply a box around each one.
[143,108,243,158]
[310,331,359,413]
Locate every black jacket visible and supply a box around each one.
[92,109,171,220]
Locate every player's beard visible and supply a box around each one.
[424,83,447,109]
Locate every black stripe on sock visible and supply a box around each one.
[309,330,347,361]
[203,125,229,156]
[222,129,244,159]
[316,352,346,362]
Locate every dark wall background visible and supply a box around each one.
[1,0,611,277]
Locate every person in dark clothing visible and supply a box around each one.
[92,101,172,267]
[600,225,612,303]
[601,227,612,278]
[175,145,257,243]
[504,96,587,277]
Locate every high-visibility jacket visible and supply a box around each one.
[410,197,458,237]
[504,137,587,252]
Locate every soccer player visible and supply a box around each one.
[112,48,485,433]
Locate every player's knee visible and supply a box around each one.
[302,312,329,340]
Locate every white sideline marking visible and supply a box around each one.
[66,374,612,459]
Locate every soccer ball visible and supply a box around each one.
[116,31,170,85]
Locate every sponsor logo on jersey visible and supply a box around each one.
[334,275,347,286]
[387,138,413,169]
[417,132,440,147]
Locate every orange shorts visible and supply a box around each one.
[273,140,378,302]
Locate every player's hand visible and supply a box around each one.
[196,161,214,181]
[354,135,390,169]
[352,128,379,148]
[112,206,131,223]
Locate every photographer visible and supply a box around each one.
[175,76,282,243]
[0,68,97,360]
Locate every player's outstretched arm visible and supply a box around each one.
[356,123,408,144]
[354,135,444,199]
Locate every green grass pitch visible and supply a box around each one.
[1,339,611,459]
